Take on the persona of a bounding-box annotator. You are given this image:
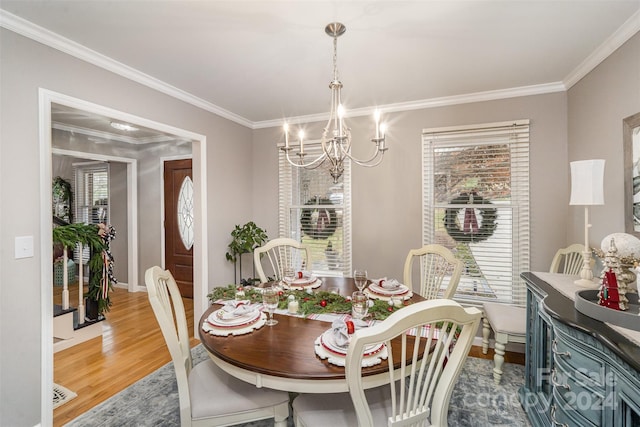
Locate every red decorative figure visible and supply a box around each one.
[598,268,623,311]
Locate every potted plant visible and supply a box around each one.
[225,221,268,285]
[52,223,116,319]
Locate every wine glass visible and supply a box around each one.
[354,269,368,292]
[351,291,369,320]
[262,285,279,326]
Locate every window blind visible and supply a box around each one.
[279,142,352,277]
[72,161,110,265]
[422,120,530,307]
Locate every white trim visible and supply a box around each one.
[159,154,193,271]
[4,9,638,132]
[256,83,564,129]
[564,10,640,89]
[1,10,251,129]
[39,89,208,427]
[39,88,54,427]
[53,147,139,293]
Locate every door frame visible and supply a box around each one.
[39,89,208,425]
[53,148,139,292]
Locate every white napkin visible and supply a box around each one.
[372,278,401,289]
[219,300,255,320]
[332,318,368,348]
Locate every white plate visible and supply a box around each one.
[319,329,384,357]
[284,273,317,286]
[368,283,410,296]
[207,309,261,328]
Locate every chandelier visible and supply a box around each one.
[281,22,388,183]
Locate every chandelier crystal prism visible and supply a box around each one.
[281,22,388,183]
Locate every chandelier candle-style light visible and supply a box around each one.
[281,22,388,183]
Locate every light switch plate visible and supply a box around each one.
[15,235,34,259]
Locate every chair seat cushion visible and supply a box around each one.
[293,386,409,427]
[483,302,526,336]
[189,359,290,420]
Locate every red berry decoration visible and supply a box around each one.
[278,291,284,297]
[304,297,310,302]
[387,306,394,312]
[320,300,327,307]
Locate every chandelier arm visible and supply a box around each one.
[284,149,328,169]
[339,138,385,165]
[350,151,386,168]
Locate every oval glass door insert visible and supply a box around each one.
[177,176,194,251]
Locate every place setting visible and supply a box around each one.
[365,276,413,301]
[314,287,388,367]
[280,267,322,291]
[202,299,266,336]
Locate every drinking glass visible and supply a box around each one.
[351,291,369,320]
[283,267,296,284]
[262,286,279,326]
[354,269,368,292]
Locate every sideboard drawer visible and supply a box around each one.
[552,371,604,426]
[553,328,606,388]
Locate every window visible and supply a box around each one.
[422,120,530,306]
[279,143,352,276]
[72,162,110,266]
[74,162,110,225]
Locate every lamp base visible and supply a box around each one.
[574,278,598,287]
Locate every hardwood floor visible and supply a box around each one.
[52,286,199,426]
[52,287,523,426]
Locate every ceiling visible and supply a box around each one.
[2,1,640,133]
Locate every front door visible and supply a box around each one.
[164,159,193,298]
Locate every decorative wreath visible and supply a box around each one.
[300,197,338,240]
[444,192,497,243]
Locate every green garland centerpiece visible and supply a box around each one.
[207,285,409,321]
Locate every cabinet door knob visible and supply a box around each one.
[552,339,571,358]
[550,404,569,427]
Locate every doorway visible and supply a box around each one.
[39,89,209,426]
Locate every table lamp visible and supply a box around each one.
[570,159,605,286]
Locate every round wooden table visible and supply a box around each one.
[198,277,425,393]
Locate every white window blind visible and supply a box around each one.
[72,162,110,265]
[422,120,530,307]
[279,142,352,277]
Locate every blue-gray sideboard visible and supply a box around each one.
[520,272,640,427]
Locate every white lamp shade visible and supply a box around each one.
[569,159,605,205]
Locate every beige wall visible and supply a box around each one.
[253,92,569,280]
[2,21,639,427]
[0,28,252,426]
[567,32,640,247]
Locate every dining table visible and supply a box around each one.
[198,276,427,393]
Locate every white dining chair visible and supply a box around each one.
[550,243,586,275]
[292,299,482,427]
[403,244,464,300]
[145,266,290,427]
[254,237,311,283]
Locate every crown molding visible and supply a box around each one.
[2,8,636,131]
[0,10,253,128]
[564,9,640,89]
[253,82,566,129]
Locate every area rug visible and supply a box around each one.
[65,345,530,426]
[53,383,77,409]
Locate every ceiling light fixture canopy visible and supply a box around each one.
[281,22,387,183]
[110,121,138,132]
